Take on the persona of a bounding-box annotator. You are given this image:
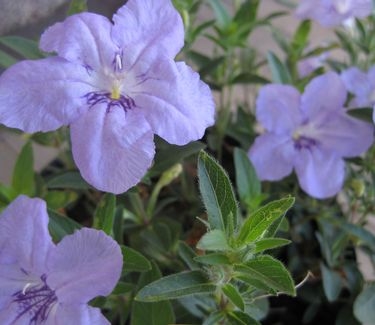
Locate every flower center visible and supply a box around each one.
[13,274,57,323]
[293,131,318,150]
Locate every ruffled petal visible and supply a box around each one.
[132,59,215,145]
[0,196,53,274]
[315,111,374,157]
[295,0,342,27]
[341,67,370,99]
[255,84,302,135]
[47,228,122,304]
[301,72,347,121]
[40,13,118,70]
[248,133,295,181]
[0,57,93,133]
[70,105,155,194]
[112,0,184,66]
[294,147,345,199]
[47,304,109,325]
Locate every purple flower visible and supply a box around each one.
[0,195,122,324]
[0,0,215,194]
[297,52,329,78]
[248,72,374,198]
[341,66,375,107]
[296,0,373,27]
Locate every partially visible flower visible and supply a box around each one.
[248,72,374,198]
[0,0,215,194]
[0,195,122,324]
[297,52,329,78]
[341,66,375,107]
[295,0,373,27]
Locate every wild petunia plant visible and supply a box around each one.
[0,0,215,194]
[0,0,375,324]
[0,195,122,324]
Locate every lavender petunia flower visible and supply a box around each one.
[0,195,122,324]
[296,0,373,27]
[249,72,374,199]
[341,66,375,107]
[0,0,215,194]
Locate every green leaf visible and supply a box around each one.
[149,139,205,177]
[207,0,231,29]
[253,238,291,253]
[347,107,374,123]
[234,148,261,209]
[194,253,231,266]
[132,262,175,325]
[47,209,82,242]
[178,241,200,270]
[46,171,89,190]
[354,285,375,324]
[230,73,269,85]
[44,191,78,209]
[135,270,216,302]
[196,229,230,251]
[222,283,245,311]
[290,20,311,56]
[237,197,294,245]
[121,246,151,273]
[227,311,260,325]
[234,255,296,296]
[234,0,259,26]
[0,36,42,59]
[67,0,87,15]
[266,51,292,84]
[198,150,238,236]
[203,311,225,325]
[0,49,17,68]
[111,282,134,295]
[93,193,116,235]
[338,221,375,250]
[320,263,342,302]
[12,142,35,196]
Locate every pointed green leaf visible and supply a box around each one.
[237,197,294,245]
[196,229,230,251]
[47,209,82,242]
[178,241,200,270]
[194,253,231,266]
[222,283,245,311]
[227,311,260,325]
[253,238,291,253]
[93,193,116,235]
[320,263,342,302]
[234,148,261,208]
[0,49,17,68]
[47,171,89,190]
[198,150,238,236]
[234,255,295,296]
[135,271,216,302]
[354,285,375,324]
[111,282,134,295]
[132,262,175,325]
[12,142,35,196]
[121,246,151,273]
[207,0,231,29]
[0,36,42,59]
[291,20,311,56]
[266,51,292,84]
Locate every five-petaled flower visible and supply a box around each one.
[248,72,374,199]
[295,0,373,27]
[0,195,122,324]
[0,0,215,194]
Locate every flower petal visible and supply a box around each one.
[0,57,93,133]
[112,0,184,66]
[315,111,374,157]
[301,72,347,121]
[48,304,109,325]
[248,133,295,181]
[40,13,118,70]
[0,264,35,301]
[255,84,302,135]
[133,59,215,145]
[47,228,122,304]
[341,67,370,101]
[0,196,53,274]
[294,147,345,199]
[70,105,155,194]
